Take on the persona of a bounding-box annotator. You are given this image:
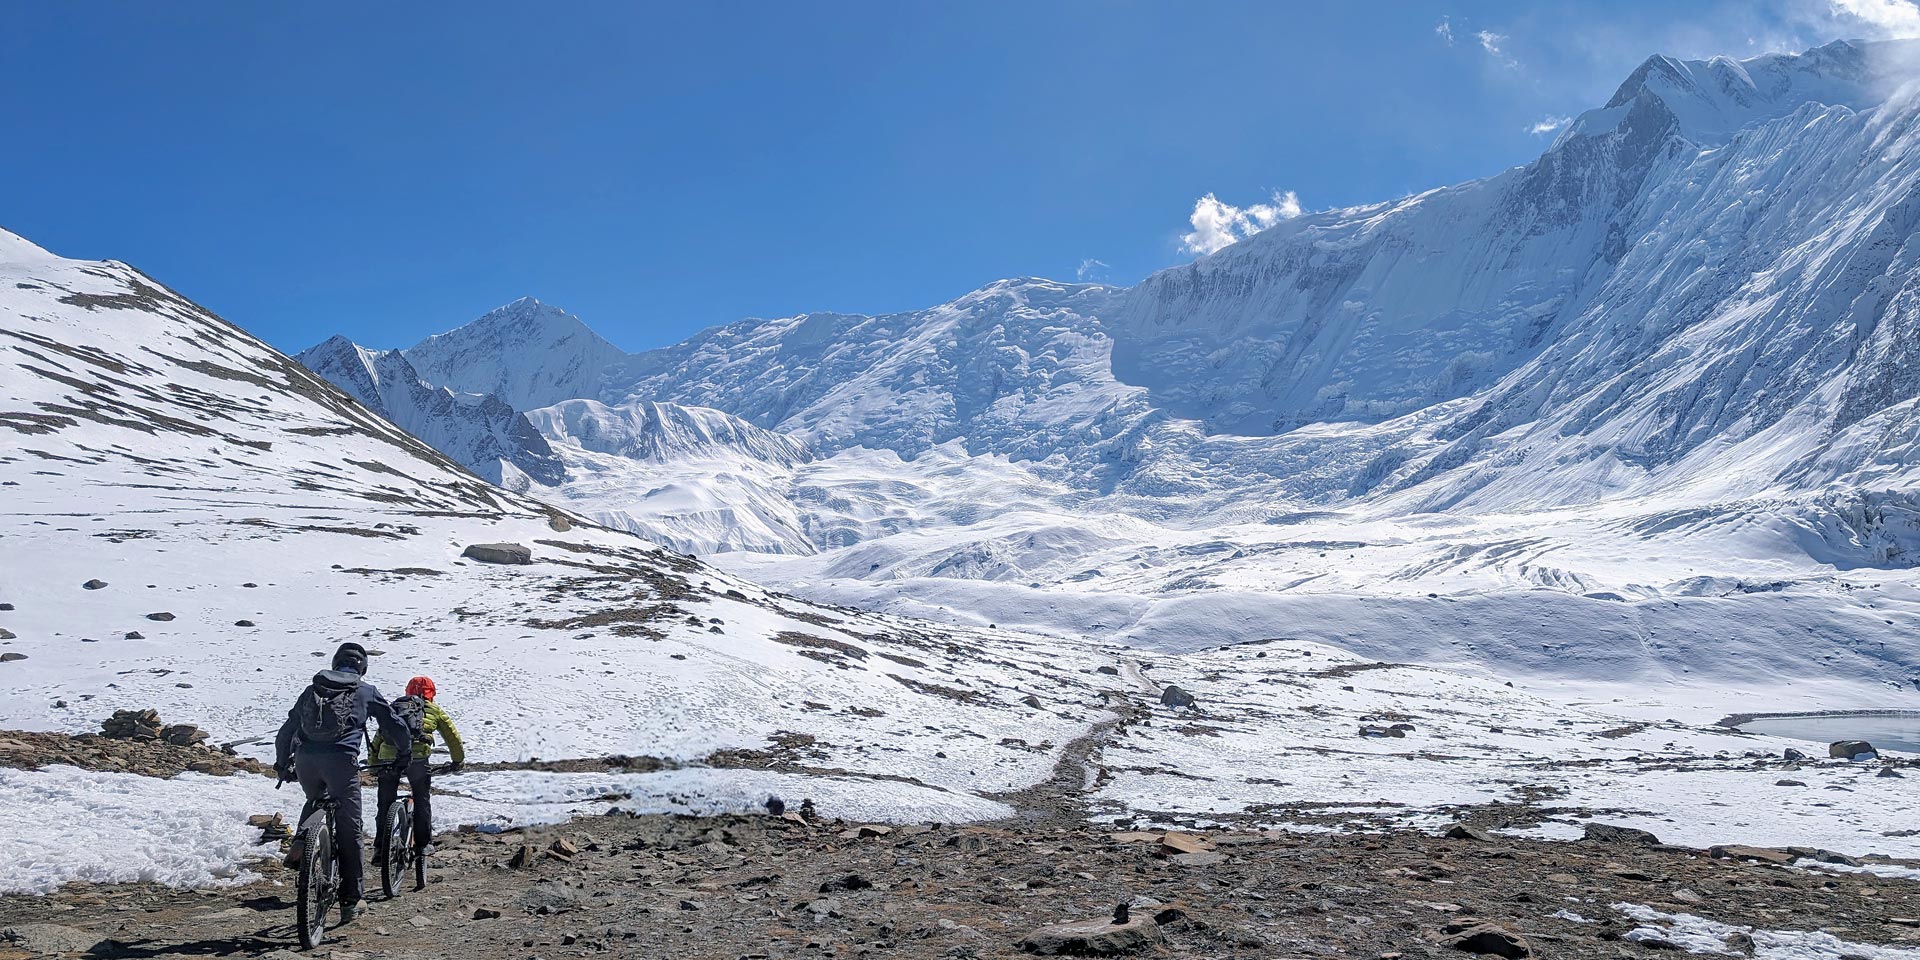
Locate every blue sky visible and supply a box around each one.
[1,1,1910,353]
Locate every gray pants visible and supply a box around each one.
[295,748,365,903]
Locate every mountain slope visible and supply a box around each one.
[0,230,1118,810]
[296,334,565,488]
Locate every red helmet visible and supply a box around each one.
[406,676,436,700]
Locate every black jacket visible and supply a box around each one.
[274,669,412,765]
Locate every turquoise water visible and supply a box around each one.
[1738,714,1920,754]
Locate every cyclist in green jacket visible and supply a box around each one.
[371,675,465,863]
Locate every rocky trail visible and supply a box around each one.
[5,804,1919,960]
[5,680,1920,959]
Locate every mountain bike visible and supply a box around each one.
[374,759,454,898]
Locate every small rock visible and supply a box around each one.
[521,884,582,915]
[82,579,108,590]
[819,874,873,893]
[1159,685,1196,709]
[1022,694,1043,709]
[1359,725,1405,738]
[1878,766,1904,778]
[0,628,13,640]
[1441,920,1531,958]
[765,796,786,816]
[462,542,533,565]
[124,631,144,640]
[1018,915,1163,955]
[1158,833,1212,857]
[0,652,26,663]
[1775,779,1806,787]
[146,612,175,622]
[507,844,536,869]
[470,906,502,920]
[1443,823,1496,842]
[549,838,580,858]
[1783,747,1807,761]
[1168,851,1225,867]
[408,915,434,928]
[1095,665,1120,676]
[235,620,255,627]
[0,602,13,610]
[1709,844,1795,865]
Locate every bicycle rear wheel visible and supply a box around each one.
[405,797,426,891]
[379,800,407,899]
[294,822,332,950]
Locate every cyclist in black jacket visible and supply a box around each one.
[273,642,411,922]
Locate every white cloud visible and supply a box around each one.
[1826,0,1920,36]
[1181,191,1303,256]
[1476,29,1519,67]
[1436,16,1455,45]
[1527,115,1571,135]
[1076,258,1109,282]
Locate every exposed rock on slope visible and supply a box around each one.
[296,334,564,488]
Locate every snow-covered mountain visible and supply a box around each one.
[405,297,627,411]
[292,40,1920,706]
[295,335,564,488]
[528,399,810,467]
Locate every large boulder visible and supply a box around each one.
[1829,740,1877,760]
[1582,823,1661,846]
[1018,915,1163,955]
[1159,685,1196,709]
[462,542,533,565]
[1,924,106,955]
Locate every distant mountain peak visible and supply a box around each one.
[1585,37,1905,145]
[403,297,629,410]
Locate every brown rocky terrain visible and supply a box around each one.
[3,807,1919,959]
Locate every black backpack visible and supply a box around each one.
[390,693,428,745]
[298,669,363,743]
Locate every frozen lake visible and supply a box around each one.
[1738,713,1920,754]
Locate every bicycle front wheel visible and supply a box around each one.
[295,823,331,950]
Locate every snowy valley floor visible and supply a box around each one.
[2,635,1917,902]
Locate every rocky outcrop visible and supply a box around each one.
[463,542,533,565]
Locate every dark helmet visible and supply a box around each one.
[331,641,369,675]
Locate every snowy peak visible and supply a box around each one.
[614,277,1126,457]
[529,399,810,467]
[405,297,628,409]
[296,333,565,489]
[1577,39,1908,144]
[0,226,56,266]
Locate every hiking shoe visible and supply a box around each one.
[341,899,363,925]
[282,843,303,869]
